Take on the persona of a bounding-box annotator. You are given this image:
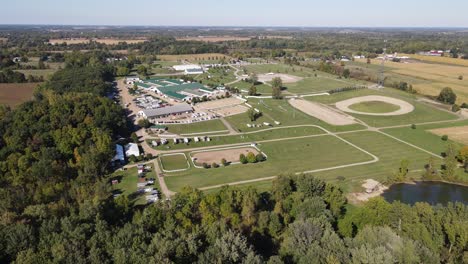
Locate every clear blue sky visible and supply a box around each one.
[3,0,468,27]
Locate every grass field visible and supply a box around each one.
[195,67,237,86]
[166,119,228,135]
[309,89,458,127]
[160,154,189,171]
[0,83,38,107]
[348,101,401,113]
[382,120,468,155]
[225,98,365,133]
[150,126,326,151]
[165,135,374,191]
[93,39,147,45]
[176,36,252,42]
[400,54,468,67]
[312,131,443,192]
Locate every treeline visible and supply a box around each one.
[0,174,466,263]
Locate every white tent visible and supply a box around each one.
[125,143,141,157]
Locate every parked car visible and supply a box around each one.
[148,178,155,184]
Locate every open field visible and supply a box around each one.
[382,120,468,155]
[258,73,303,83]
[400,54,468,67]
[0,83,38,107]
[309,89,458,127]
[157,53,231,62]
[289,99,356,125]
[165,119,228,135]
[195,67,237,86]
[176,36,252,42]
[160,154,190,171]
[150,126,325,151]
[354,58,468,103]
[165,135,374,191]
[429,126,468,145]
[191,147,259,165]
[336,95,414,116]
[0,37,8,43]
[348,101,401,113]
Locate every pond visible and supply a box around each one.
[382,181,468,205]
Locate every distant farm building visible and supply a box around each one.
[139,104,194,121]
[173,64,204,75]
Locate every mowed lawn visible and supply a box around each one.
[150,126,326,151]
[160,154,189,171]
[164,135,374,191]
[166,119,228,135]
[382,120,468,155]
[225,98,365,133]
[348,101,401,113]
[0,83,38,107]
[285,75,366,95]
[312,131,442,193]
[309,89,458,127]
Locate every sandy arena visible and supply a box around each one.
[191,147,260,164]
[258,73,303,84]
[288,99,356,126]
[195,97,248,117]
[429,126,468,145]
[336,95,415,116]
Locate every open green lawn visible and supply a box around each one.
[165,135,374,191]
[381,120,468,155]
[150,126,326,151]
[349,101,401,113]
[166,119,228,135]
[312,131,442,193]
[243,64,315,77]
[110,163,162,205]
[308,89,458,127]
[195,67,236,86]
[160,154,189,171]
[285,76,366,95]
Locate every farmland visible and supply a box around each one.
[176,36,252,42]
[0,83,38,107]
[352,58,468,103]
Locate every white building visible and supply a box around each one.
[173,64,204,75]
[125,143,140,157]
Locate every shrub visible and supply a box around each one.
[437,87,457,104]
[459,75,463,80]
[212,162,219,168]
[247,152,257,163]
[239,154,248,164]
[411,124,416,129]
[128,155,137,163]
[202,162,211,169]
[441,135,449,141]
[146,153,153,160]
[256,153,266,162]
[452,104,461,112]
[461,103,468,109]
[221,158,228,166]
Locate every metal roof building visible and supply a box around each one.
[140,104,193,119]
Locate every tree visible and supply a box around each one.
[272,77,283,90]
[212,162,219,168]
[459,146,468,172]
[443,143,458,180]
[246,152,257,163]
[423,156,439,180]
[437,87,457,104]
[255,153,266,162]
[130,132,139,143]
[343,69,351,78]
[116,66,130,76]
[248,85,257,96]
[247,108,259,122]
[272,86,282,99]
[137,65,148,77]
[137,118,151,128]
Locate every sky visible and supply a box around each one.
[2,0,468,27]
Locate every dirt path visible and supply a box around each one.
[153,159,176,198]
[335,95,415,116]
[220,117,239,135]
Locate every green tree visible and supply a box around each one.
[137,65,148,77]
[248,85,257,96]
[116,66,130,76]
[137,118,151,128]
[247,108,258,122]
[437,87,457,104]
[246,152,257,163]
[343,69,351,78]
[443,143,458,180]
[239,154,248,164]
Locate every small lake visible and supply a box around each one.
[382,181,468,205]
